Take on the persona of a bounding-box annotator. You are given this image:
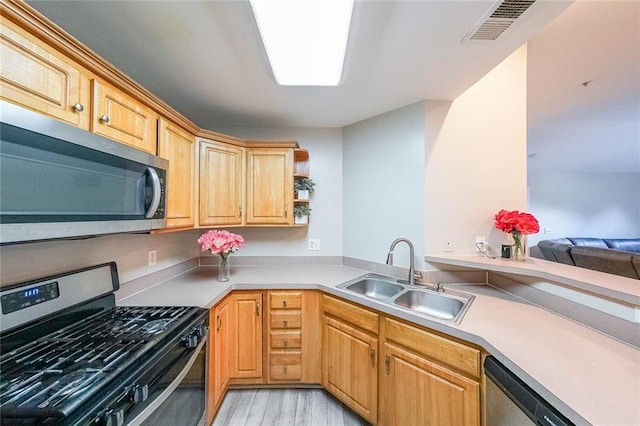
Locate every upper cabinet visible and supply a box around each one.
[246,147,293,225]
[158,118,195,228]
[199,139,245,227]
[0,19,90,129]
[91,79,158,154]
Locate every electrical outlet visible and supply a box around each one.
[544,227,553,234]
[475,236,487,252]
[308,239,320,251]
[444,237,455,252]
[148,250,157,266]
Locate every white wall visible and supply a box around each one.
[214,127,343,257]
[0,231,199,286]
[424,45,529,259]
[342,102,426,269]
[528,172,640,246]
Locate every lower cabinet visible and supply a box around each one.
[378,317,481,426]
[322,295,379,424]
[207,296,230,424]
[229,292,263,382]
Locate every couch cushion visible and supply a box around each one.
[567,237,609,248]
[633,255,640,278]
[570,246,639,279]
[603,238,640,254]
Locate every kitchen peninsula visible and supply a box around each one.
[117,261,640,426]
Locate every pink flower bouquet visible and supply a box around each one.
[197,229,245,259]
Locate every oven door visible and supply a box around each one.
[127,334,208,426]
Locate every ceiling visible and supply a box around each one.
[26,1,639,173]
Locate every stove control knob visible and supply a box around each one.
[129,384,149,404]
[102,408,124,426]
[184,334,198,348]
[196,325,206,337]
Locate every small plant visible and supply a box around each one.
[294,204,312,217]
[294,177,315,193]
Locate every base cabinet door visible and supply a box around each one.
[212,297,230,410]
[322,316,378,424]
[379,342,480,426]
[229,292,263,381]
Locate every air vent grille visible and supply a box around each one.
[462,0,537,42]
[491,0,536,19]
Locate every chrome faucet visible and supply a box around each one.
[386,238,418,286]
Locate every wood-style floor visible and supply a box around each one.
[212,388,370,426]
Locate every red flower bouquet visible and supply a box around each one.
[494,210,539,260]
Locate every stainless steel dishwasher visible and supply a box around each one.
[484,356,574,426]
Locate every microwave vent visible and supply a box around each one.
[462,0,536,42]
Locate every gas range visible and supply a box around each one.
[0,263,208,425]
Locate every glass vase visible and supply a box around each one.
[512,234,526,261]
[217,255,230,282]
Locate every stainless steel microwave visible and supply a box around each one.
[0,101,168,244]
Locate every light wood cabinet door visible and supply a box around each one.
[379,342,480,426]
[322,316,378,424]
[158,118,195,228]
[229,292,263,380]
[91,79,158,154]
[199,140,245,226]
[246,148,293,225]
[212,297,230,410]
[0,19,90,129]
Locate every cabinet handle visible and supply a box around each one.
[239,206,242,218]
[216,315,221,331]
[385,355,390,374]
[284,205,288,218]
[100,114,110,123]
[283,300,287,307]
[283,339,288,347]
[256,302,260,316]
[370,347,376,366]
[72,103,84,112]
[283,320,288,327]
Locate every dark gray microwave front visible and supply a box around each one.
[0,101,168,244]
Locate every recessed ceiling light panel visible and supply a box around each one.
[250,0,354,86]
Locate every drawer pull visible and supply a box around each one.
[385,355,390,374]
[283,365,288,374]
[283,300,287,307]
[100,114,110,123]
[73,103,84,112]
[283,320,288,327]
[283,339,288,347]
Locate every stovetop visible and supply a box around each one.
[0,305,200,419]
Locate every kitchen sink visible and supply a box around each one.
[392,290,465,321]
[337,274,474,324]
[344,278,405,300]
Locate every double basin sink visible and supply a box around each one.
[337,274,474,324]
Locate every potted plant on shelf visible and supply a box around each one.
[294,177,315,200]
[294,204,312,225]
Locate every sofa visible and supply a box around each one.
[537,237,640,279]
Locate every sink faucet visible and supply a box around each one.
[386,238,418,286]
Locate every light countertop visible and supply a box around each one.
[117,265,640,426]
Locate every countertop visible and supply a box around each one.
[117,265,640,426]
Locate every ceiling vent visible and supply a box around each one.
[462,0,536,42]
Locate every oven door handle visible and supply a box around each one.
[126,334,208,426]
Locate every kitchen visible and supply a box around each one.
[1,0,639,425]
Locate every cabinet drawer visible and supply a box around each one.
[384,317,480,378]
[270,311,302,329]
[270,351,302,380]
[270,331,302,349]
[322,295,378,335]
[270,291,302,310]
